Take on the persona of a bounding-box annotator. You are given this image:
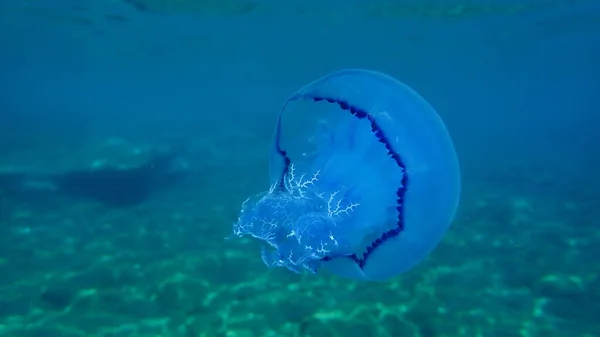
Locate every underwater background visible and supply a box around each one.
[1,0,599,336]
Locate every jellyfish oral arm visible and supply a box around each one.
[233,163,357,274]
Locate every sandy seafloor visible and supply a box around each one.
[0,128,598,337]
[1,0,599,336]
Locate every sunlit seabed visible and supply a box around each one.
[0,127,599,336]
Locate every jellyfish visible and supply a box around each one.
[231,69,460,281]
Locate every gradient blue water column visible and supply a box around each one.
[232,69,460,281]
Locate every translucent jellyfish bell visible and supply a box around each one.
[232,69,460,281]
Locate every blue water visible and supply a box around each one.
[0,1,599,336]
